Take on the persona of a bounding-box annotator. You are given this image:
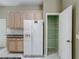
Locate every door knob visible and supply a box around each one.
[67,40,71,42]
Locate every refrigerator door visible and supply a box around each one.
[32,20,43,56]
[24,20,32,56]
[24,20,43,56]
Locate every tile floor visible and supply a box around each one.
[0,48,60,59]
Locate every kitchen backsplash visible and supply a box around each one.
[7,28,23,35]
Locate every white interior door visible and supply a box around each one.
[59,5,72,59]
[0,19,6,47]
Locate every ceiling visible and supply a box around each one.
[0,0,43,6]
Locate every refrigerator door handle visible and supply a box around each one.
[25,34,31,37]
[24,32,31,40]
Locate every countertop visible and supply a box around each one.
[7,34,24,38]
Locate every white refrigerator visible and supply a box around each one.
[24,20,43,57]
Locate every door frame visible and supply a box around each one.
[45,6,72,57]
[45,13,60,56]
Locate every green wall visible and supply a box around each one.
[48,15,59,49]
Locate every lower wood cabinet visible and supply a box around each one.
[8,38,16,52]
[7,38,23,53]
[17,39,23,52]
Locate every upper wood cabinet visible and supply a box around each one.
[23,10,43,20]
[8,12,15,28]
[15,12,21,29]
[8,11,23,29]
[23,10,34,20]
[20,12,23,29]
[8,10,43,29]
[33,10,43,20]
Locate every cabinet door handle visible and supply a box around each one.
[25,34,30,37]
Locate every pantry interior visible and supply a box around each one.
[45,13,59,56]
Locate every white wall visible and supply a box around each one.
[0,5,42,19]
[43,0,62,12]
[43,0,62,20]
[75,1,79,59]
[43,0,62,55]
[62,0,72,10]
[76,0,79,34]
[0,19,6,47]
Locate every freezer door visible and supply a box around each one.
[32,20,43,56]
[24,20,32,56]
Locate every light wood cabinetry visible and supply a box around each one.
[14,11,23,29]
[17,39,23,52]
[23,11,34,20]
[20,12,23,28]
[8,38,17,52]
[8,11,23,29]
[14,12,21,28]
[7,37,23,53]
[8,10,43,29]
[23,10,43,20]
[33,10,43,20]
[8,12,15,28]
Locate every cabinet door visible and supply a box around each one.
[17,38,23,52]
[20,12,23,29]
[7,38,17,52]
[23,11,34,20]
[8,12,15,28]
[14,12,21,29]
[33,10,42,20]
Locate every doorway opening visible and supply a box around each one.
[47,15,59,55]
